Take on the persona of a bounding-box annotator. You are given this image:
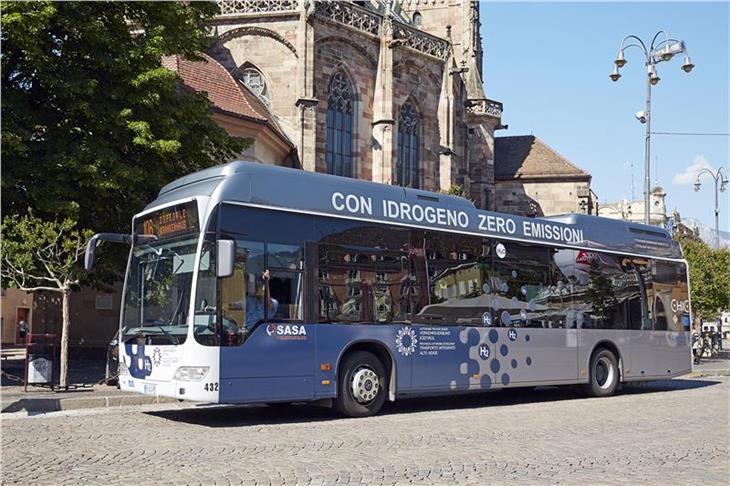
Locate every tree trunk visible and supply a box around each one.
[59,288,71,388]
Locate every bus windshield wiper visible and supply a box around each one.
[139,322,180,345]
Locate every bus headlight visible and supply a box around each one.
[173,366,209,381]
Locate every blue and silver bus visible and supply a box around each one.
[86,161,692,417]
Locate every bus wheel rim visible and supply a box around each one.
[351,366,379,404]
[595,357,614,389]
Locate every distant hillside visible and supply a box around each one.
[683,218,730,248]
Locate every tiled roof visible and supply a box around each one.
[163,53,294,150]
[162,53,269,122]
[494,135,590,180]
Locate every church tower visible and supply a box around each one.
[400,0,501,209]
[209,0,501,209]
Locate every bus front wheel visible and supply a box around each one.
[583,348,619,398]
[334,351,387,417]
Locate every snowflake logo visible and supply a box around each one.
[152,347,162,366]
[396,327,417,356]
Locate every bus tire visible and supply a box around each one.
[583,348,619,397]
[334,350,387,417]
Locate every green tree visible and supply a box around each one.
[1,1,248,232]
[680,237,730,322]
[1,212,93,388]
[442,185,469,199]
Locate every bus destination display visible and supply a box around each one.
[135,201,199,239]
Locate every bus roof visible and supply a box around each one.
[148,161,683,260]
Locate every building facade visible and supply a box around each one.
[0,285,121,350]
[494,135,595,217]
[598,185,668,227]
[209,0,502,208]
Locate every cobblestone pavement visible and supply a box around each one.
[2,377,728,485]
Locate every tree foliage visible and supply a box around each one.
[1,1,248,232]
[1,212,94,387]
[1,212,91,293]
[442,185,469,199]
[680,237,730,321]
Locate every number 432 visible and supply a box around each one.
[204,382,219,392]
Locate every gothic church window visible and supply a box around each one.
[239,66,270,106]
[397,102,420,188]
[326,71,355,177]
[412,11,423,27]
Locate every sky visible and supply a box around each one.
[480,1,729,232]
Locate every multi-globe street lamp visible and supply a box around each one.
[609,31,694,225]
[694,167,728,249]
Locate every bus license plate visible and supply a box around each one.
[143,383,157,395]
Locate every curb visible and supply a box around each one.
[687,369,730,378]
[1,394,178,414]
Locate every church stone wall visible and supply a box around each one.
[208,1,501,210]
[210,20,301,138]
[313,21,379,180]
[392,53,444,191]
[495,179,591,217]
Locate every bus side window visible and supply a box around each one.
[219,241,264,343]
[314,218,426,324]
[417,232,489,326]
[651,260,684,332]
[490,242,550,328]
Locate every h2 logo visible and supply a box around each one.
[125,344,152,379]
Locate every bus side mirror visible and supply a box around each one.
[217,239,236,278]
[84,233,135,271]
[85,234,101,272]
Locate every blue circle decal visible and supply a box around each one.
[508,328,517,341]
[501,373,511,385]
[511,358,518,369]
[480,374,492,389]
[467,328,480,345]
[490,359,501,373]
[500,344,509,356]
[526,357,532,366]
[489,329,499,344]
[478,344,491,360]
[525,334,531,342]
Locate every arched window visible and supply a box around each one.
[397,102,420,188]
[326,71,355,177]
[412,11,423,27]
[238,66,270,106]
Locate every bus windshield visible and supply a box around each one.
[121,235,199,344]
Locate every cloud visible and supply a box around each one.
[673,155,715,186]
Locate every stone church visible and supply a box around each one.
[2,1,604,351]
[205,0,503,209]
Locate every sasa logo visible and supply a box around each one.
[267,324,307,338]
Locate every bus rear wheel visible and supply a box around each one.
[334,351,387,418]
[584,348,619,397]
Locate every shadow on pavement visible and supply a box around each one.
[147,377,723,428]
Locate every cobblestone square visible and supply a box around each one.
[2,377,728,485]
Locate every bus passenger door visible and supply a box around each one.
[215,236,316,403]
[219,323,316,403]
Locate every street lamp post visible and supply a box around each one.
[694,167,728,248]
[609,31,694,226]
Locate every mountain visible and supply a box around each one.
[682,218,730,248]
